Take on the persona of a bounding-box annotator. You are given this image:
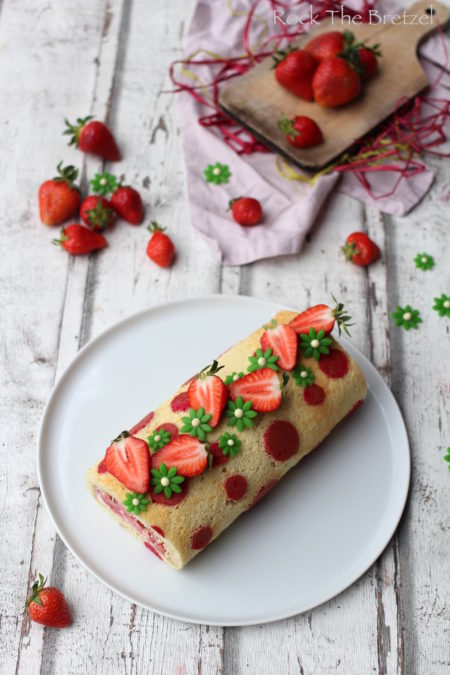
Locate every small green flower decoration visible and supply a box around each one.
[432,293,450,318]
[147,428,171,451]
[203,162,231,185]
[414,252,434,271]
[444,448,450,470]
[247,348,279,372]
[123,491,149,515]
[218,432,242,458]
[90,171,120,196]
[299,328,332,360]
[151,463,185,498]
[392,305,422,330]
[226,396,257,431]
[225,371,244,386]
[292,366,315,388]
[181,407,212,441]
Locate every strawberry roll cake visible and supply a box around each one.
[86,303,366,569]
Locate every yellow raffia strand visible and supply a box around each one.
[275,157,336,187]
[177,0,270,95]
[225,0,269,59]
[276,136,419,186]
[178,49,228,106]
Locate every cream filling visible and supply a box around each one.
[95,488,166,559]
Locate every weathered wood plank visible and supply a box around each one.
[0,1,122,673]
[385,154,450,675]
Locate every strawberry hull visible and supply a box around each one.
[86,308,366,570]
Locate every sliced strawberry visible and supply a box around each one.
[188,361,228,427]
[289,299,352,337]
[103,431,150,493]
[261,322,298,370]
[229,368,282,412]
[151,434,208,477]
[97,459,108,474]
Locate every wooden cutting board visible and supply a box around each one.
[219,0,449,170]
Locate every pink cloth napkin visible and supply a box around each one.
[178,0,449,265]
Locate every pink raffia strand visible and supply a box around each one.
[169,0,449,195]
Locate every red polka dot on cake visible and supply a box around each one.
[264,421,299,461]
[318,349,349,379]
[129,410,154,434]
[303,384,325,406]
[346,399,364,416]
[170,392,190,413]
[191,525,213,550]
[156,422,178,440]
[249,479,279,508]
[224,474,248,501]
[150,480,189,506]
[209,441,230,467]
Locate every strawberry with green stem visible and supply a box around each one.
[146,222,175,267]
[53,224,107,256]
[272,46,318,100]
[261,320,298,370]
[39,162,81,226]
[26,574,71,628]
[64,116,120,161]
[188,360,228,427]
[289,297,353,337]
[91,171,143,225]
[80,196,116,230]
[278,115,323,149]
[342,232,380,267]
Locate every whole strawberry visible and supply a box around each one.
[110,186,143,224]
[312,56,361,107]
[64,116,120,161]
[273,47,317,100]
[230,197,263,226]
[38,162,81,226]
[53,224,107,256]
[305,31,345,61]
[357,46,380,78]
[278,115,323,149]
[80,196,116,230]
[26,574,71,628]
[146,222,175,267]
[91,172,144,225]
[342,232,380,267]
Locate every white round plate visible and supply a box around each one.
[38,295,410,626]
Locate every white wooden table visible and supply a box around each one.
[1,1,449,673]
